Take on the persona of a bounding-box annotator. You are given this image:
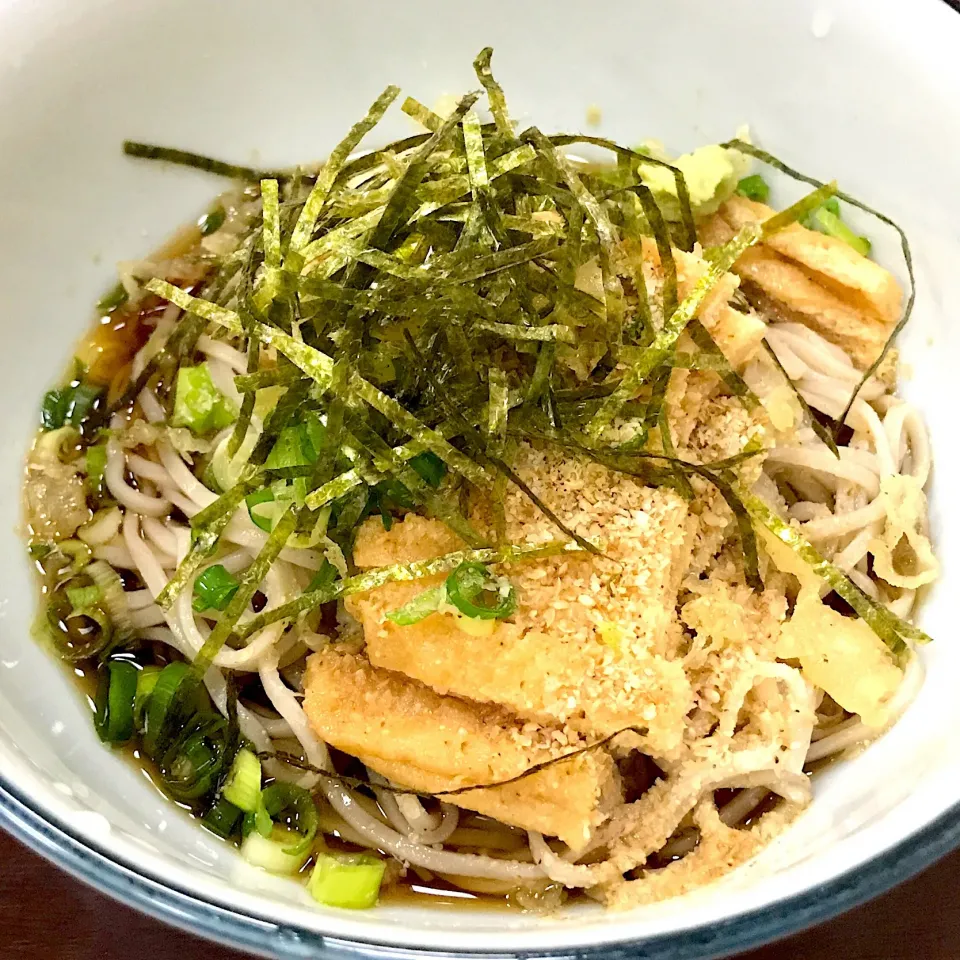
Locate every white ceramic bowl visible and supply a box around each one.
[2,1,960,956]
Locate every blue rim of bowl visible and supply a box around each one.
[3,2,960,953]
[2,745,960,960]
[0,774,960,960]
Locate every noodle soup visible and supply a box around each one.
[22,50,935,912]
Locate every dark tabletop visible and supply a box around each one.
[0,828,954,960]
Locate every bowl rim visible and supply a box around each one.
[3,1,959,955]
[2,765,959,960]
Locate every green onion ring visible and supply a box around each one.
[261,782,319,857]
[444,562,517,620]
[93,659,138,744]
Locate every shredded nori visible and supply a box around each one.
[121,51,925,678]
[122,141,288,182]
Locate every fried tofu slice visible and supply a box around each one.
[721,196,901,325]
[627,237,767,369]
[347,445,695,756]
[701,198,902,370]
[303,651,622,850]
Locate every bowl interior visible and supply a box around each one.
[1,0,959,954]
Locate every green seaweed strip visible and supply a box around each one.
[346,421,485,547]
[267,722,649,797]
[401,96,444,132]
[487,368,510,455]
[550,134,697,252]
[462,112,489,209]
[155,524,226,612]
[261,179,282,268]
[473,48,513,136]
[235,538,582,639]
[154,479,261,609]
[632,182,677,322]
[304,426,459,510]
[192,506,297,677]
[227,329,260,458]
[353,236,560,285]
[761,181,837,237]
[254,178,284,315]
[408,145,536,221]
[146,280,243,336]
[525,127,628,342]
[300,277,498,323]
[225,322,490,488]
[742,489,930,658]
[156,282,485,489]
[299,208,384,266]
[586,223,763,437]
[711,471,762,590]
[722,139,917,440]
[499,214,565,237]
[234,366,301,393]
[348,371,492,488]
[474,320,575,343]
[403,332,598,555]
[122,141,286,181]
[526,205,584,406]
[687,320,758,409]
[189,476,262,531]
[762,342,840,458]
[368,91,480,251]
[289,85,401,254]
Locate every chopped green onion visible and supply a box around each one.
[805,204,872,257]
[134,665,161,731]
[66,584,101,612]
[241,827,310,876]
[309,851,386,909]
[41,382,102,431]
[171,363,237,434]
[203,798,243,839]
[244,797,274,840]
[306,558,339,593]
[192,564,240,613]
[221,747,262,813]
[408,451,446,488]
[198,205,226,236]
[245,488,295,533]
[444,562,517,620]
[142,661,192,760]
[264,415,327,471]
[736,174,770,203]
[260,782,319,857]
[159,713,230,802]
[93,659,138,744]
[85,444,108,497]
[236,538,580,640]
[97,281,129,314]
[45,578,112,661]
[385,583,446,625]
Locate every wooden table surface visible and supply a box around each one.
[0,827,953,960]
